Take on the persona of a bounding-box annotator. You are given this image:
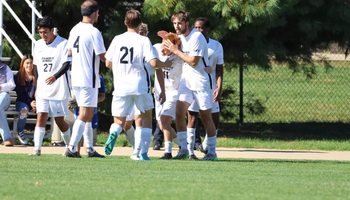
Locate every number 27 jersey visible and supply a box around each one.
[33,35,71,100]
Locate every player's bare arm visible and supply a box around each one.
[99,52,106,62]
[163,39,200,67]
[149,58,173,69]
[213,64,223,103]
[106,59,112,69]
[155,68,166,105]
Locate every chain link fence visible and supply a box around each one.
[219,44,350,137]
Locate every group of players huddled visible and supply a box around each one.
[24,0,224,161]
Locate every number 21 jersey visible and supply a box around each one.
[33,35,71,100]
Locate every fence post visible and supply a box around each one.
[239,61,244,125]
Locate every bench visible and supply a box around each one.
[5,71,54,140]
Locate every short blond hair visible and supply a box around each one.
[139,23,149,36]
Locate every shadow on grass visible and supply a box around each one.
[212,122,350,140]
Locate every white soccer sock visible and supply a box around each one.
[187,128,196,155]
[203,129,218,151]
[141,128,152,155]
[172,136,180,146]
[60,128,71,147]
[69,119,86,153]
[133,127,142,155]
[165,142,172,153]
[34,127,45,151]
[124,126,135,150]
[83,122,95,153]
[207,135,217,155]
[177,131,187,151]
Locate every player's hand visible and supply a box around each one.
[163,39,178,53]
[152,88,155,94]
[159,91,166,105]
[45,76,57,85]
[204,66,214,74]
[213,88,222,103]
[30,100,36,111]
[157,30,168,38]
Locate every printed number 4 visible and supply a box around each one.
[120,47,134,64]
[74,36,80,53]
[44,63,53,72]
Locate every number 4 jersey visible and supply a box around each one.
[105,32,157,96]
[67,22,106,89]
[33,35,71,100]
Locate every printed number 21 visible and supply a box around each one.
[120,47,134,64]
[73,36,80,53]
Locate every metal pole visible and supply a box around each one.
[0,1,3,57]
[239,61,244,125]
[1,0,36,43]
[0,28,23,58]
[31,1,36,56]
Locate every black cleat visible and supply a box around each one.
[159,153,172,159]
[189,154,199,160]
[87,150,105,158]
[153,143,161,150]
[198,144,208,154]
[65,148,82,158]
[194,143,201,151]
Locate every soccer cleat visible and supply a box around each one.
[189,154,199,160]
[87,150,105,158]
[153,143,161,150]
[172,149,189,159]
[159,153,172,159]
[17,131,28,145]
[130,154,140,160]
[104,132,118,155]
[200,153,218,161]
[198,144,208,154]
[65,148,82,158]
[140,153,151,161]
[29,150,41,156]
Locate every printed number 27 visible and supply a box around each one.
[120,47,134,64]
[73,36,80,53]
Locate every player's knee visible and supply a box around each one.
[20,108,29,119]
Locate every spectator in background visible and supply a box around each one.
[14,54,36,145]
[0,59,16,146]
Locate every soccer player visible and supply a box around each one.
[154,33,183,159]
[188,17,224,155]
[163,10,218,161]
[104,10,171,160]
[30,16,71,156]
[65,0,106,158]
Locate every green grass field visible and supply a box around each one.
[96,134,350,151]
[0,154,349,200]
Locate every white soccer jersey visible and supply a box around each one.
[208,38,224,89]
[105,32,157,96]
[179,28,210,91]
[154,43,183,95]
[33,35,71,100]
[67,22,106,89]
